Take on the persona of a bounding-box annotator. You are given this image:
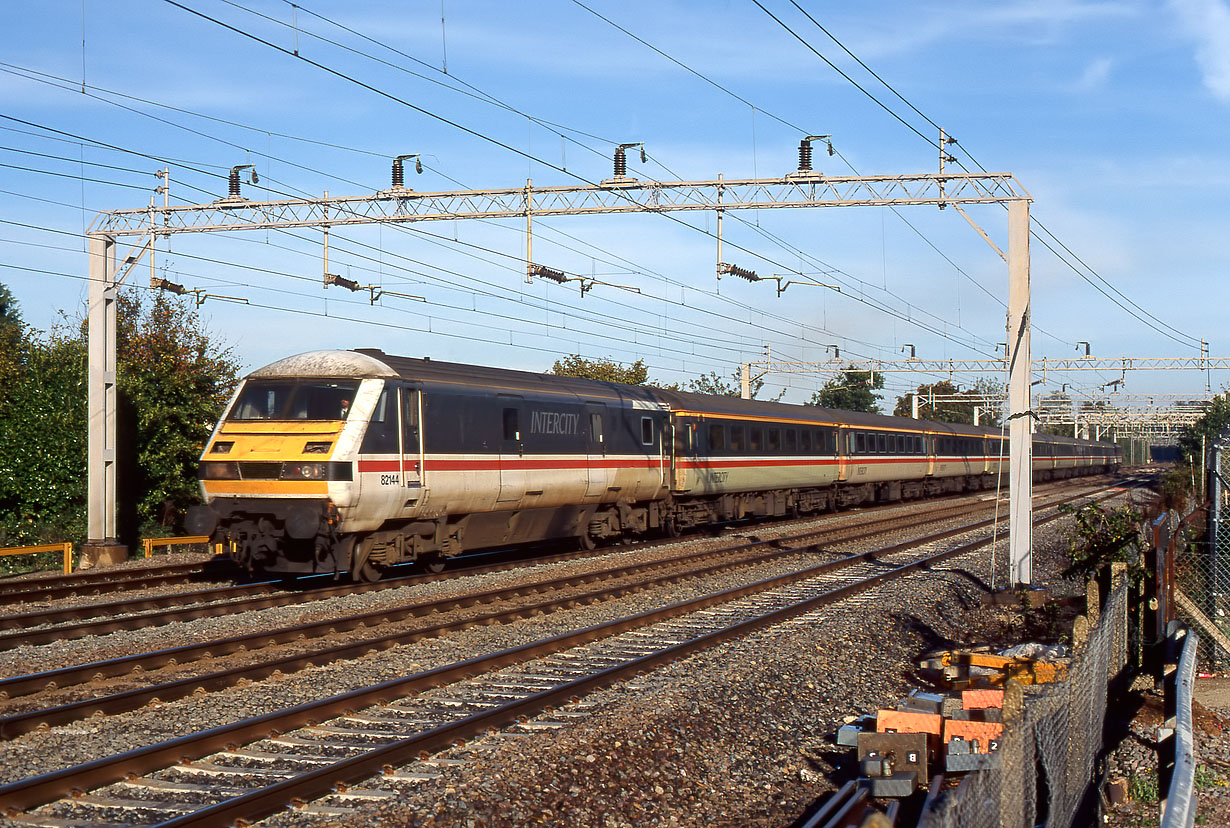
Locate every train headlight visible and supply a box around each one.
[199,461,240,480]
[284,462,327,480]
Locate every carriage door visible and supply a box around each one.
[584,403,611,499]
[400,387,423,504]
[498,396,526,504]
[836,427,850,481]
[670,417,695,492]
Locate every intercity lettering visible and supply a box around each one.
[530,410,579,435]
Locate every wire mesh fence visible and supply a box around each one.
[918,582,1129,828]
[1193,430,1230,667]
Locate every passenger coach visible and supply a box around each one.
[188,350,1120,579]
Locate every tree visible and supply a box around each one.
[115,291,241,537]
[808,370,884,413]
[549,354,649,385]
[683,369,784,401]
[0,283,23,385]
[0,283,241,549]
[893,378,1004,425]
[1037,392,1075,437]
[1177,392,1230,465]
[0,325,88,547]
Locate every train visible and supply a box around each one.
[186,349,1121,579]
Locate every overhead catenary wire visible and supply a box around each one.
[567,1,1067,351]
[768,0,1203,352]
[0,73,896,369]
[0,214,822,380]
[4,6,1031,399]
[5,25,1003,373]
[0,118,835,381]
[155,0,1018,364]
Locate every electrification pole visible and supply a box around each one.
[1007,200,1032,585]
[86,233,122,562]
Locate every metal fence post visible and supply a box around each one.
[1111,563,1129,674]
[998,679,1026,828]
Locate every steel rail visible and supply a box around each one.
[0,488,1023,651]
[0,570,478,650]
[0,481,1129,819]
[0,558,233,605]
[0,488,1050,736]
[0,475,1116,647]
[150,488,1117,828]
[0,487,1069,702]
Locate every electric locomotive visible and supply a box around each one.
[187,349,1120,579]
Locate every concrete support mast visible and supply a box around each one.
[86,233,124,562]
[1007,200,1032,585]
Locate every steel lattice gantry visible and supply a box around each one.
[84,170,1038,583]
[89,172,1031,235]
[744,357,1230,374]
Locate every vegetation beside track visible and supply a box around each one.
[0,283,239,569]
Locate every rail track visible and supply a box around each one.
[0,476,1139,826]
[0,476,1114,652]
[0,476,1108,611]
[0,558,233,606]
[0,481,1114,735]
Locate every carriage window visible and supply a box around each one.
[877,434,886,453]
[709,423,725,451]
[591,413,604,444]
[856,433,866,454]
[785,429,796,452]
[401,388,420,452]
[731,425,746,451]
[503,408,520,441]
[750,428,763,452]
[768,428,781,451]
[799,429,811,452]
[673,423,693,454]
[641,417,654,446]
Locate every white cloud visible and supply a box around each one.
[1074,57,1114,91]
[1170,0,1230,101]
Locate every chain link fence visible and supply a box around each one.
[919,581,1130,828]
[1193,429,1230,666]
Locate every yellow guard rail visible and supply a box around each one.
[0,543,74,574]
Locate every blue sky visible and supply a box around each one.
[1,0,1227,405]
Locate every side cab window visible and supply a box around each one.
[360,386,399,454]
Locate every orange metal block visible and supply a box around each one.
[943,720,1003,753]
[962,689,1005,710]
[876,709,942,736]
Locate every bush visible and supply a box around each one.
[1060,502,1144,582]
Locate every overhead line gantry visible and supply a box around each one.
[85,166,1036,583]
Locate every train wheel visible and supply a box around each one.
[350,535,383,582]
[576,532,596,551]
[662,513,681,538]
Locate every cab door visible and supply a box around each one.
[498,396,525,504]
[584,403,612,499]
[399,387,423,506]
